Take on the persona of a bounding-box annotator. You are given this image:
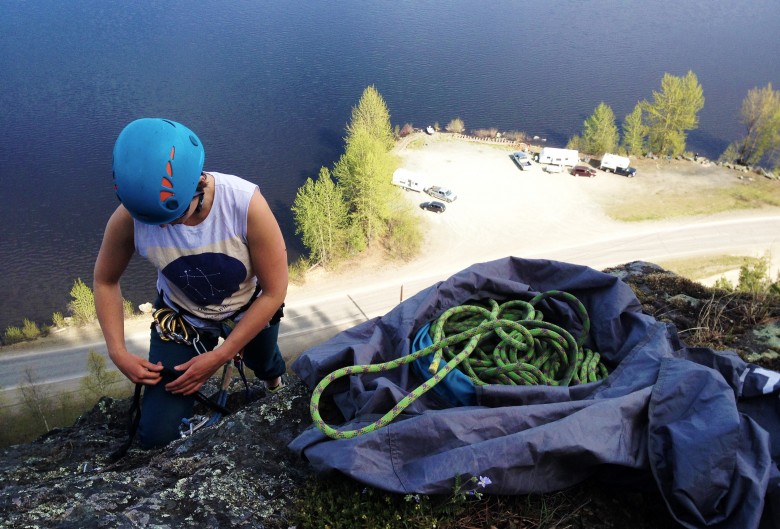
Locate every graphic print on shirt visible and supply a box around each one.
[161,252,247,306]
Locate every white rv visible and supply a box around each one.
[600,153,637,177]
[538,147,579,167]
[392,168,428,192]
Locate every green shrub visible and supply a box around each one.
[445,118,465,134]
[81,349,122,399]
[52,311,66,328]
[68,278,96,325]
[386,211,423,261]
[3,326,24,345]
[122,299,135,319]
[503,130,529,142]
[736,255,771,294]
[718,143,740,164]
[288,257,310,286]
[472,128,498,138]
[21,319,41,340]
[713,277,734,291]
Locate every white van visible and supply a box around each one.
[392,168,428,191]
[600,153,637,177]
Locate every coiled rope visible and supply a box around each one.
[310,290,609,440]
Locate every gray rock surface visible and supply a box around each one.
[1,261,777,528]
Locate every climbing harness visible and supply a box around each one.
[153,306,209,355]
[109,306,248,460]
[151,306,251,437]
[109,366,233,461]
[310,290,610,440]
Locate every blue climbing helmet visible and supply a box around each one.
[112,118,205,225]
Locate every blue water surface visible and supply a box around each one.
[0,0,778,330]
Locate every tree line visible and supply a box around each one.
[568,71,780,169]
[292,85,422,270]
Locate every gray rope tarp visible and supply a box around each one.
[289,257,780,529]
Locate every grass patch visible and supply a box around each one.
[405,136,431,149]
[605,177,780,221]
[291,474,678,529]
[657,254,763,281]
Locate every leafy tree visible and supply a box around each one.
[622,104,647,156]
[733,83,780,166]
[641,71,704,156]
[347,85,395,151]
[333,126,397,247]
[19,368,50,431]
[580,102,618,156]
[292,167,351,266]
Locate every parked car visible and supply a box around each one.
[425,185,457,202]
[614,165,637,178]
[544,164,563,174]
[571,165,597,178]
[420,201,446,213]
[511,151,533,171]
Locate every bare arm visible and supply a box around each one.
[94,206,163,384]
[166,189,288,394]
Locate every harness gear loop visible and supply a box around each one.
[152,307,208,355]
[309,290,610,440]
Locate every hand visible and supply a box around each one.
[166,350,226,395]
[112,351,164,385]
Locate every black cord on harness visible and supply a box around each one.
[108,367,231,461]
[109,299,285,460]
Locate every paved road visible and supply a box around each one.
[2,214,779,408]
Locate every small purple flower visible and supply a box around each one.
[477,475,492,488]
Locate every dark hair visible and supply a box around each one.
[196,173,208,192]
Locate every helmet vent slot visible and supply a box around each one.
[162,196,178,210]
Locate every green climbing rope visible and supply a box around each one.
[310,290,609,440]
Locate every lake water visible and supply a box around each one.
[1,0,778,332]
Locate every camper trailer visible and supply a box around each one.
[392,168,428,192]
[538,147,579,167]
[600,153,637,177]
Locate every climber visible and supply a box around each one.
[94,118,288,449]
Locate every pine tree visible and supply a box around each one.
[292,167,351,266]
[580,102,618,156]
[333,127,396,247]
[642,71,704,156]
[346,85,395,151]
[622,104,647,156]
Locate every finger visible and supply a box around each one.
[173,359,194,372]
[141,368,163,384]
[165,372,193,392]
[143,361,164,372]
